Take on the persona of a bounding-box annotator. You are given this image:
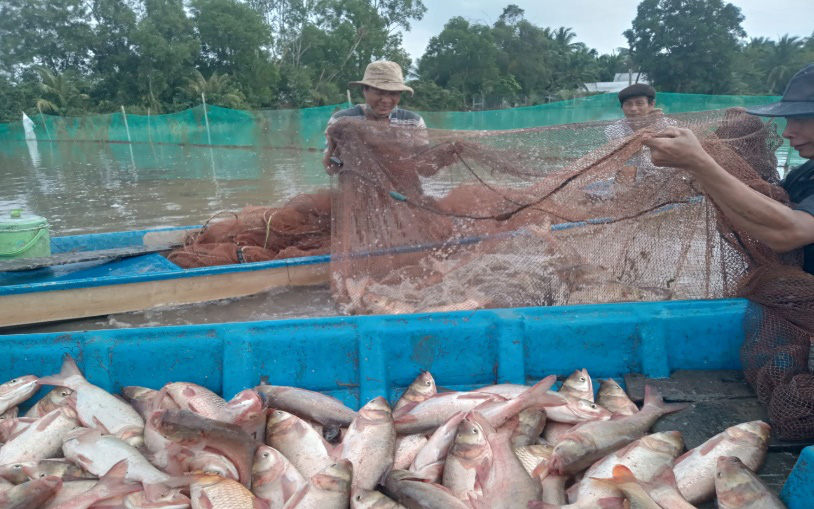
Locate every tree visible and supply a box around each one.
[34,68,90,116]
[131,0,201,111]
[624,0,746,93]
[764,35,807,95]
[184,70,246,108]
[418,17,500,99]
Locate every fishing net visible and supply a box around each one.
[167,191,331,268]
[170,107,814,439]
[326,108,813,439]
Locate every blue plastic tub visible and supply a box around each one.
[2,297,808,506]
[0,299,748,405]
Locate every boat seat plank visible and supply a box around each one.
[0,244,179,272]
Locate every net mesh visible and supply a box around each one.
[168,107,813,439]
[325,108,813,439]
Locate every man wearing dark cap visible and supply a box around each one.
[644,64,814,274]
[605,83,675,182]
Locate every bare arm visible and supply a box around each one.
[644,127,814,252]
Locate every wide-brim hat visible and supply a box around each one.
[349,61,414,96]
[746,64,814,117]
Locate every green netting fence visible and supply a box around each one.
[0,92,803,166]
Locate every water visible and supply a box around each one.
[0,139,339,333]
[0,140,329,234]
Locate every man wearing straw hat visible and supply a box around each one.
[644,64,814,275]
[323,61,426,172]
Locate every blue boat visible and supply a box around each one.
[0,298,805,507]
[0,226,330,328]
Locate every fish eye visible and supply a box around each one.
[61,391,70,396]
[425,381,431,386]
[13,465,22,470]
[579,377,586,382]
[263,452,269,458]
[356,495,362,501]
[590,404,597,409]
[39,473,46,478]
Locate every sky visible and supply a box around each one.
[401,0,814,61]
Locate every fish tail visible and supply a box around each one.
[98,460,141,497]
[643,385,688,414]
[37,354,83,388]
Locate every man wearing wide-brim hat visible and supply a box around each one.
[323,61,426,172]
[643,64,814,275]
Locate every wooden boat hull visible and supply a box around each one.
[0,226,330,328]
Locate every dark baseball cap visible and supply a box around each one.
[618,84,656,105]
[746,64,814,118]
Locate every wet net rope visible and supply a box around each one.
[170,108,814,440]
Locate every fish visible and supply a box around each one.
[23,459,95,481]
[473,410,542,509]
[383,469,471,509]
[393,434,428,470]
[0,408,18,421]
[541,421,575,445]
[442,412,492,499]
[154,410,258,488]
[122,386,167,420]
[190,473,267,509]
[162,384,263,426]
[0,417,36,443]
[394,372,437,412]
[673,421,770,504]
[512,444,553,476]
[570,431,684,504]
[560,369,594,402]
[38,355,144,444]
[715,455,786,509]
[336,396,396,490]
[0,463,30,484]
[266,409,334,481]
[396,376,559,435]
[597,379,638,417]
[474,382,610,424]
[408,412,465,483]
[62,428,170,485]
[0,406,79,465]
[591,465,663,509]
[630,465,697,509]
[549,385,687,475]
[507,408,546,448]
[0,376,39,416]
[23,388,73,419]
[252,445,306,508]
[256,385,357,427]
[48,460,141,509]
[0,475,62,509]
[283,459,352,509]
[350,487,406,508]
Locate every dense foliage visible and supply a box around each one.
[0,0,811,122]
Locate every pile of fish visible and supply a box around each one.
[0,356,785,508]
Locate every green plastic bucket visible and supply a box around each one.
[0,210,51,260]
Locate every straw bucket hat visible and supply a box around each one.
[349,61,414,96]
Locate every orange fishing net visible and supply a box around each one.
[172,108,814,439]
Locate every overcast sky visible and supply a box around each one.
[401,0,813,61]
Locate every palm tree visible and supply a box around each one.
[185,70,246,108]
[34,68,89,116]
[764,35,806,94]
[552,27,578,49]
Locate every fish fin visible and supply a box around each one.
[197,492,214,509]
[34,410,61,431]
[642,385,689,414]
[597,497,627,509]
[98,460,140,497]
[253,499,270,509]
[524,375,560,406]
[92,416,112,435]
[646,465,679,489]
[531,462,549,480]
[37,355,84,388]
[610,464,638,483]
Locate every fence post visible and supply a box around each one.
[121,105,133,143]
[37,104,51,141]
